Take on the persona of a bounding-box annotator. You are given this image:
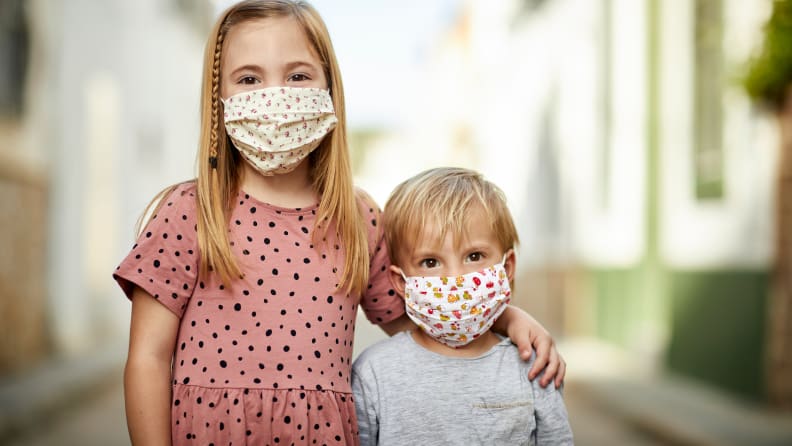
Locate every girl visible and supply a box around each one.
[114,1,565,444]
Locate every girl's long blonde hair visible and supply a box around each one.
[144,0,369,295]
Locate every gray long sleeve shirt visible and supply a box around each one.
[351,331,574,445]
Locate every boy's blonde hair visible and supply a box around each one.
[142,1,370,294]
[383,167,519,265]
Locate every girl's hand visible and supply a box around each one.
[493,305,566,388]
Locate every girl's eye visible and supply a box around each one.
[419,258,438,269]
[238,76,259,85]
[466,252,483,263]
[288,73,311,82]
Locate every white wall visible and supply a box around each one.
[26,0,206,355]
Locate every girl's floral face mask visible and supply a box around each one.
[222,87,337,176]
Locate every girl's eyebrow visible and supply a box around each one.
[227,61,319,78]
[283,60,320,72]
[228,64,263,77]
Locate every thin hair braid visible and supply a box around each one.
[210,31,225,160]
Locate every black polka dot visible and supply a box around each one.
[115,187,390,442]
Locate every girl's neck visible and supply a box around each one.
[240,159,318,208]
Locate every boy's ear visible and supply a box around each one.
[388,264,407,299]
[503,249,516,283]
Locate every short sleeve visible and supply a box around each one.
[356,190,405,325]
[112,183,200,318]
[351,355,381,446]
[528,355,574,445]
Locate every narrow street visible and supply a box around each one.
[3,374,668,446]
[4,372,127,446]
[4,318,670,446]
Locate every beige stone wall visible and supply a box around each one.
[0,149,48,372]
[513,267,591,339]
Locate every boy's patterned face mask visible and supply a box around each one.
[222,87,338,176]
[400,256,512,348]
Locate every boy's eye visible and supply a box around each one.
[419,258,438,268]
[288,73,311,82]
[466,252,483,263]
[238,76,259,85]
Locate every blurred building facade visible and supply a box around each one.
[377,0,784,406]
[1,0,789,421]
[0,0,212,374]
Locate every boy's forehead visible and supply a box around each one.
[408,214,477,250]
[397,217,444,258]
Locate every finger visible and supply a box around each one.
[554,357,567,388]
[539,348,560,387]
[519,343,534,361]
[528,338,550,380]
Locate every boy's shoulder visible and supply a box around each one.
[354,334,532,370]
[353,331,414,370]
[494,336,536,374]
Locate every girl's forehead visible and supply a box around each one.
[224,16,316,57]
[229,16,292,34]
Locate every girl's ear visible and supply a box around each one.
[388,265,407,299]
[503,249,516,283]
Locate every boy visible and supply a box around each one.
[352,167,574,445]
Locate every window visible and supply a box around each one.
[0,0,28,118]
[693,0,725,200]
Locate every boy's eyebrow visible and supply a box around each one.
[462,240,495,250]
[410,249,437,258]
[409,244,444,259]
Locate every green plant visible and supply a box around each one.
[743,0,792,110]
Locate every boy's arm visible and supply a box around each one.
[351,362,380,446]
[492,305,566,387]
[124,287,179,446]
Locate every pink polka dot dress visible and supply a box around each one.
[113,183,403,445]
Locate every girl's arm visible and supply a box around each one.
[492,305,566,388]
[124,287,179,446]
[378,314,414,336]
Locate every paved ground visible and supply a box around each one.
[3,317,670,446]
[565,381,667,446]
[4,371,127,446]
[4,372,670,446]
[7,318,792,445]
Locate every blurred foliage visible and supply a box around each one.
[743,0,792,110]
